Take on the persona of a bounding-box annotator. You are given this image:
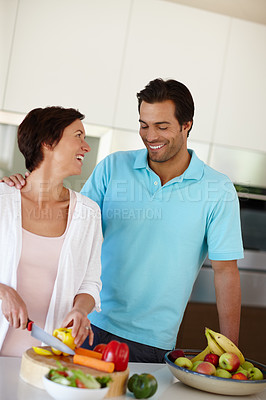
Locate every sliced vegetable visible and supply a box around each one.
[52,328,76,356]
[71,369,100,389]
[75,378,87,388]
[75,347,103,359]
[96,375,112,388]
[47,364,112,389]
[127,373,158,399]
[73,354,115,373]
[32,346,53,356]
[102,340,129,371]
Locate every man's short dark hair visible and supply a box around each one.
[18,106,84,172]
[137,78,194,136]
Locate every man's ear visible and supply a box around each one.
[182,121,192,134]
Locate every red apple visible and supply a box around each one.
[219,353,240,372]
[168,349,185,362]
[232,372,248,380]
[204,353,219,367]
[194,361,216,376]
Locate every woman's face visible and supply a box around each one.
[47,119,90,177]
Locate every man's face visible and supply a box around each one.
[139,100,190,164]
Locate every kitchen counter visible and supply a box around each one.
[0,356,265,400]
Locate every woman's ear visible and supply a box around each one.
[42,142,53,151]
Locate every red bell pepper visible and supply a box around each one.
[93,343,107,355]
[102,340,129,371]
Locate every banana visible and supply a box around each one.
[190,346,210,363]
[205,328,245,365]
[205,330,224,356]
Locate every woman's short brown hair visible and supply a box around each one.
[17,106,84,172]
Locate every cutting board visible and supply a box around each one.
[20,347,129,398]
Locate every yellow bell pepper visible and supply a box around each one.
[51,328,76,356]
[32,346,53,356]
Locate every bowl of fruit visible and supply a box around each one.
[165,328,266,396]
[42,362,111,400]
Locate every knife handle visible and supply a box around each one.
[27,319,34,331]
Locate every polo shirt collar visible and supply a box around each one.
[134,149,149,169]
[133,148,204,182]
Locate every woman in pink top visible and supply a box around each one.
[0,107,102,356]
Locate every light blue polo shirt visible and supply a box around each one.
[81,149,243,349]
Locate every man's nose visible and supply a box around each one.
[146,127,159,142]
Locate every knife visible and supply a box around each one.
[27,320,75,355]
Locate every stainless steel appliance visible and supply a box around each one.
[190,185,266,307]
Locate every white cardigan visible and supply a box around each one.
[0,183,102,349]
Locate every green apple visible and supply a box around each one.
[215,368,232,378]
[174,357,193,370]
[192,361,202,371]
[248,367,264,380]
[241,361,254,371]
[235,367,249,378]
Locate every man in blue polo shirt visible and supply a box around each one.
[80,78,243,362]
[2,78,243,363]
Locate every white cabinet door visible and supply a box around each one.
[0,0,18,108]
[114,0,231,143]
[4,0,131,127]
[213,19,266,153]
[110,128,144,153]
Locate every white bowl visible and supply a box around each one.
[42,374,109,400]
[165,350,266,396]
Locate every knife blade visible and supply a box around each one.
[27,320,75,355]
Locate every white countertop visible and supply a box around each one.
[0,356,265,400]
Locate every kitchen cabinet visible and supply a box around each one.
[110,128,144,153]
[0,0,18,108]
[213,19,266,153]
[209,144,266,187]
[3,0,131,127]
[113,0,231,143]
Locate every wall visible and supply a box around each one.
[1,0,265,188]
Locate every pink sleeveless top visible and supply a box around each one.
[1,191,76,357]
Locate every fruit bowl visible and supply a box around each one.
[42,374,109,400]
[165,350,266,396]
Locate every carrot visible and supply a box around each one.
[75,348,103,359]
[73,354,115,373]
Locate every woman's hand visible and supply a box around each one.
[0,284,28,329]
[0,172,29,189]
[61,309,93,348]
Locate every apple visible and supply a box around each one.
[215,368,232,378]
[204,353,219,367]
[192,361,202,371]
[241,361,254,371]
[168,349,185,362]
[174,357,193,370]
[232,372,248,380]
[194,361,216,376]
[248,367,264,381]
[235,367,249,378]
[219,352,240,372]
